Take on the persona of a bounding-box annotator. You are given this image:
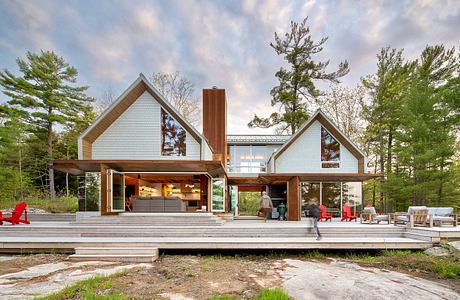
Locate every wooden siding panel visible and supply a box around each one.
[203,89,227,165]
[275,120,358,173]
[92,91,200,160]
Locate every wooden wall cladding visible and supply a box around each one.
[287,176,301,221]
[202,88,227,165]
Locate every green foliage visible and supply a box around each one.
[209,289,290,300]
[0,50,95,199]
[0,50,95,198]
[252,288,290,300]
[303,250,325,259]
[35,271,130,300]
[0,196,77,213]
[362,45,460,210]
[238,192,261,216]
[249,17,349,133]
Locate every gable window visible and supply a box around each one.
[321,126,340,168]
[161,108,186,156]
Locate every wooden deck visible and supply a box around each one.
[0,214,458,252]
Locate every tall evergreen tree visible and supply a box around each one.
[361,47,413,211]
[394,45,459,207]
[248,17,349,134]
[0,50,94,199]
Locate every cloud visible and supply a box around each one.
[0,0,459,133]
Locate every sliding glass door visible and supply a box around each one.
[211,178,225,212]
[111,170,125,212]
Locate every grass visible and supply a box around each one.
[340,249,460,279]
[34,270,130,300]
[0,195,78,213]
[209,288,290,300]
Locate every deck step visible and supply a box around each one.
[69,246,159,263]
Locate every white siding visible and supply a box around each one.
[92,91,201,160]
[202,141,213,160]
[275,120,358,173]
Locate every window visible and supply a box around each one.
[227,145,271,173]
[321,126,340,168]
[161,108,186,156]
[211,178,225,212]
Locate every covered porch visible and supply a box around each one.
[229,173,382,221]
[51,160,227,216]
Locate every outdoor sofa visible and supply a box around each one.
[132,196,186,212]
[394,206,429,227]
[427,207,458,227]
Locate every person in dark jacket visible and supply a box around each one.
[306,199,322,240]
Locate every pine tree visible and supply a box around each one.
[0,50,94,199]
[248,17,349,134]
[361,47,413,211]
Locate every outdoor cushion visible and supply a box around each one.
[396,215,409,222]
[432,216,454,222]
[374,215,389,221]
[363,207,377,216]
[407,206,427,214]
[435,207,453,217]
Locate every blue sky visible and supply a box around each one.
[0,0,459,133]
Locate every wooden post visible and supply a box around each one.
[287,176,301,221]
[100,164,109,215]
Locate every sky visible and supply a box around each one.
[0,0,459,134]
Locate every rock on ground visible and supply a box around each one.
[0,260,151,299]
[448,241,460,252]
[424,246,450,256]
[281,259,460,300]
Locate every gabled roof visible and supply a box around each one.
[273,109,366,172]
[79,73,209,151]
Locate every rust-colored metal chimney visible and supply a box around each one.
[202,87,227,165]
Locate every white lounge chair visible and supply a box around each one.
[360,207,390,224]
[394,206,429,227]
[427,207,458,227]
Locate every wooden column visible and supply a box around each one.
[202,88,227,165]
[287,176,301,221]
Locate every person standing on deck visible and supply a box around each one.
[260,191,273,222]
[307,199,322,240]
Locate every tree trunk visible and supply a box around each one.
[386,128,393,212]
[372,160,377,207]
[18,138,24,201]
[437,159,444,206]
[66,145,69,197]
[47,114,56,199]
[378,124,385,212]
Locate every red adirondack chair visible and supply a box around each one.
[319,204,332,222]
[341,204,358,222]
[0,202,30,225]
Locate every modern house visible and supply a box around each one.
[52,74,379,221]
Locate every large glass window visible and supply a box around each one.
[322,182,342,217]
[300,181,363,218]
[161,108,186,156]
[84,172,100,211]
[211,178,225,212]
[342,182,362,215]
[227,145,273,173]
[301,182,320,216]
[111,171,125,212]
[321,126,340,168]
